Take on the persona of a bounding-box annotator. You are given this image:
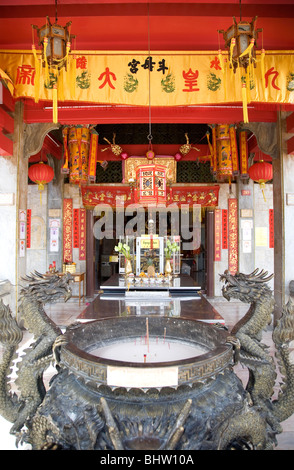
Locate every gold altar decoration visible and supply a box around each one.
[179,133,200,156]
[80,183,220,209]
[101,134,123,157]
[135,164,167,205]
[125,157,176,184]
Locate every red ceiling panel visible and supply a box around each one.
[0,1,293,51]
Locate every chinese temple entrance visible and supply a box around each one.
[93,206,211,294]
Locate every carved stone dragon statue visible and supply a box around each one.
[0,272,72,441]
[219,268,294,449]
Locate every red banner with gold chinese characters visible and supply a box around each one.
[228,198,238,274]
[73,208,79,248]
[26,209,31,249]
[63,198,73,263]
[79,209,86,260]
[222,209,228,249]
[80,184,220,209]
[269,209,274,248]
[214,208,222,261]
[239,130,249,179]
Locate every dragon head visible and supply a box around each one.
[19,271,73,304]
[220,269,274,303]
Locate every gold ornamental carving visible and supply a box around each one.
[125,157,176,183]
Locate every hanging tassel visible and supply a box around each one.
[62,127,69,174]
[53,84,58,124]
[43,37,50,87]
[218,49,224,73]
[260,183,267,202]
[229,38,236,72]
[239,38,255,59]
[206,131,213,170]
[261,48,266,91]
[246,66,251,107]
[32,45,40,103]
[211,125,217,176]
[69,53,76,99]
[218,49,227,100]
[242,82,249,123]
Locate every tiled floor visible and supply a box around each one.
[0,294,293,450]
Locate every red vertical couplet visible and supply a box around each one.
[79,208,86,260]
[222,209,228,249]
[63,199,73,263]
[214,208,222,261]
[73,209,80,248]
[228,199,238,275]
[269,209,274,248]
[26,209,31,249]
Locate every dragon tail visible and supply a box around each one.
[0,299,23,423]
[272,298,294,423]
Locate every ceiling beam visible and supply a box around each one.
[23,102,278,125]
[1,3,294,18]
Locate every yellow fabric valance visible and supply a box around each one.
[1,49,294,108]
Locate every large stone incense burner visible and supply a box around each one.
[1,269,294,450]
[61,316,233,389]
[48,315,241,451]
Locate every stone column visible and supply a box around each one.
[86,209,95,297]
[244,115,292,323]
[0,100,25,315]
[206,209,214,297]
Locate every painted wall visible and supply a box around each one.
[213,182,274,297]
[26,185,48,275]
[284,153,294,298]
[0,157,17,284]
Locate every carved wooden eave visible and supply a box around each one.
[240,122,279,160]
[23,122,60,160]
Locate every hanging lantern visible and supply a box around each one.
[218,15,263,123]
[219,16,261,74]
[33,16,73,70]
[248,160,272,202]
[32,1,76,124]
[212,124,239,184]
[28,161,54,203]
[135,164,167,205]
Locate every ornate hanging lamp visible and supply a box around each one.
[62,125,98,185]
[248,160,272,202]
[218,0,264,123]
[32,0,76,124]
[28,161,54,203]
[135,164,167,205]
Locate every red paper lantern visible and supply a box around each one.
[28,161,54,191]
[248,160,272,201]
